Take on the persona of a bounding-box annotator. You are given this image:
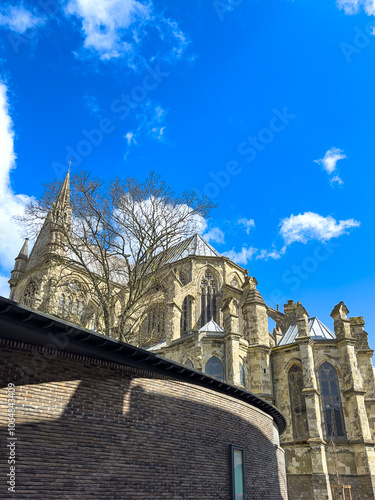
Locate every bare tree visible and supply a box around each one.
[16,171,214,342]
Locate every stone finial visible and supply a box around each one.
[330,301,349,321]
[330,301,352,340]
[284,300,309,322]
[295,303,310,338]
[241,276,258,290]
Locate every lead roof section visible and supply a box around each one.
[278,316,335,346]
[0,295,286,433]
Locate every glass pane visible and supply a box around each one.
[233,449,244,499]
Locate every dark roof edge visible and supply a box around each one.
[0,296,286,434]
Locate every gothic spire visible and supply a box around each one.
[17,238,29,259]
[55,168,70,210]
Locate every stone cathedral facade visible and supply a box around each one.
[7,172,375,500]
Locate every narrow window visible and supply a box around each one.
[200,271,217,325]
[319,362,345,438]
[229,445,246,500]
[205,356,224,380]
[180,296,192,335]
[288,365,309,441]
[239,362,245,386]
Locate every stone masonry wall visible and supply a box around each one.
[0,340,288,500]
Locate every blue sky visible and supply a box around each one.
[0,0,374,347]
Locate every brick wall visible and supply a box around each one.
[0,340,288,499]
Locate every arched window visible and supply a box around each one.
[23,281,38,307]
[180,296,192,335]
[184,359,194,369]
[319,362,345,438]
[205,356,224,381]
[288,365,309,441]
[200,271,217,326]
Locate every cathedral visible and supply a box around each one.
[7,171,375,500]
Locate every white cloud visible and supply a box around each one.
[237,217,255,234]
[223,246,257,266]
[314,147,346,175]
[65,0,189,64]
[0,4,46,34]
[330,174,344,186]
[203,227,225,244]
[0,81,33,281]
[256,246,286,261]
[279,212,360,245]
[124,101,167,159]
[337,0,375,15]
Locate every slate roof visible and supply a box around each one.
[199,320,225,333]
[278,317,335,346]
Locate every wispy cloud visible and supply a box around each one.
[83,94,101,117]
[203,227,225,244]
[223,246,258,266]
[65,0,190,66]
[124,101,167,159]
[337,0,375,15]
[314,147,346,186]
[0,3,46,34]
[279,212,360,245]
[0,80,33,292]
[256,246,286,261]
[237,217,255,234]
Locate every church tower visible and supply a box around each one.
[8,169,71,309]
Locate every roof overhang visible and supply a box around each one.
[0,296,286,433]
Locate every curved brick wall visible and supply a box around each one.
[0,341,288,499]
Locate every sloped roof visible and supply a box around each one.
[161,234,221,264]
[278,317,335,346]
[199,320,224,333]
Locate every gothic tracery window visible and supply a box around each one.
[200,271,217,326]
[319,362,345,439]
[288,365,309,441]
[23,281,38,308]
[180,296,193,335]
[205,356,224,380]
